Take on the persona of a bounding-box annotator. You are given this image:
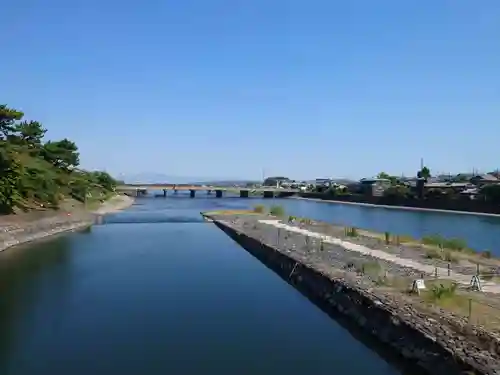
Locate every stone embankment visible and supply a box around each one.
[203,212,500,375]
[0,195,134,252]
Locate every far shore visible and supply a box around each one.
[291,195,500,218]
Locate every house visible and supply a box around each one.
[263,176,291,188]
[469,174,499,186]
[359,178,391,197]
[424,182,471,192]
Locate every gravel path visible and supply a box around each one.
[211,214,500,295]
[259,219,500,294]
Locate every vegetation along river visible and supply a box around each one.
[1,193,500,375]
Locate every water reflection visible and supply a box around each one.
[0,236,74,366]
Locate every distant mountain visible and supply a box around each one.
[116,173,205,184]
[189,180,261,186]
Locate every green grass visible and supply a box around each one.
[269,205,285,217]
[344,227,358,237]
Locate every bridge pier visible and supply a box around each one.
[240,190,249,198]
[263,191,274,198]
[215,190,223,198]
[163,189,167,198]
[135,189,147,197]
[190,190,196,198]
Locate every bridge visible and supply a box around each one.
[116,184,301,198]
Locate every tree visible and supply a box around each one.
[43,138,80,169]
[0,104,24,139]
[91,171,118,191]
[377,172,398,186]
[14,120,47,147]
[420,166,431,179]
[383,185,410,199]
[377,172,391,180]
[0,146,23,213]
[0,102,118,214]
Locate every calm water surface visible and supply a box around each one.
[0,195,411,375]
[260,195,500,254]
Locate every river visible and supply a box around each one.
[1,193,498,374]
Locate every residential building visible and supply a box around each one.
[359,178,391,197]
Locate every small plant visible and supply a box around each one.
[443,250,458,263]
[398,235,415,243]
[384,231,390,245]
[429,283,457,300]
[425,248,442,259]
[253,204,266,214]
[422,234,444,248]
[443,238,468,252]
[358,261,383,278]
[288,215,296,223]
[422,234,469,253]
[345,227,358,237]
[269,205,285,217]
[481,250,492,259]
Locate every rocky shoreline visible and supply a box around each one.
[0,194,134,253]
[204,212,500,375]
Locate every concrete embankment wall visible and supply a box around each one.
[298,192,500,216]
[212,219,493,375]
[0,216,93,252]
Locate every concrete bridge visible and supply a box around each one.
[116,184,300,198]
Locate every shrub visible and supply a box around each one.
[358,261,383,277]
[429,283,457,300]
[425,248,442,259]
[422,234,444,247]
[269,205,285,217]
[253,204,266,213]
[443,238,468,251]
[345,227,358,237]
[384,232,390,244]
[481,250,492,259]
[443,250,458,263]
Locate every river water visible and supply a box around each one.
[1,193,499,375]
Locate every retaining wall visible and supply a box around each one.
[299,192,500,215]
[0,215,93,252]
[213,219,499,375]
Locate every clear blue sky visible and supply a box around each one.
[2,0,499,181]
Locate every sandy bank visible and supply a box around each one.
[92,194,135,215]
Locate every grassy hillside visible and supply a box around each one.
[0,104,119,215]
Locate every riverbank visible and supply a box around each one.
[203,210,500,375]
[293,194,500,218]
[0,194,134,253]
[91,194,135,215]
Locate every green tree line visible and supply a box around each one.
[0,104,119,214]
